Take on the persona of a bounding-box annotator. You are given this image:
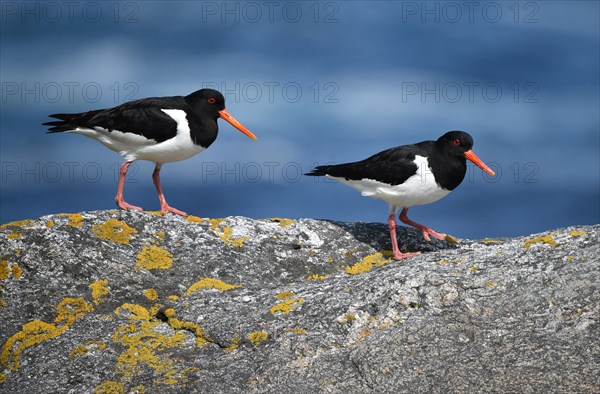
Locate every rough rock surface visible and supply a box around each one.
[0,210,598,393]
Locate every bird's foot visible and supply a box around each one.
[160,204,187,217]
[392,251,421,261]
[116,198,143,211]
[420,228,447,242]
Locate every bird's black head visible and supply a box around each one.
[436,130,495,176]
[186,88,257,140]
[186,89,226,118]
[436,130,474,156]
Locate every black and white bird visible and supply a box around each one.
[43,89,257,216]
[305,131,495,260]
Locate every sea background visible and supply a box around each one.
[1,1,598,239]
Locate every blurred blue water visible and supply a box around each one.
[1,1,599,238]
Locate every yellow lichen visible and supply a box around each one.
[569,230,587,237]
[130,385,145,394]
[92,219,138,244]
[444,235,458,245]
[0,260,9,280]
[90,280,109,305]
[183,278,241,296]
[112,303,200,383]
[345,252,393,275]
[185,215,203,223]
[69,340,106,358]
[306,274,325,281]
[223,337,241,352]
[167,295,179,301]
[481,238,504,245]
[469,266,478,273]
[524,234,557,249]
[94,380,125,394]
[269,218,294,228]
[7,232,21,239]
[46,220,55,228]
[248,331,268,345]
[270,298,304,315]
[144,288,159,301]
[0,219,33,229]
[153,231,166,241]
[566,255,574,261]
[486,281,495,287]
[59,213,84,227]
[285,327,306,335]
[1,297,93,371]
[219,227,248,247]
[145,211,163,216]
[0,373,5,383]
[275,290,295,300]
[135,245,173,270]
[439,260,450,265]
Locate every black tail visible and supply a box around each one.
[304,165,334,177]
[43,110,102,133]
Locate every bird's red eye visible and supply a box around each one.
[207,98,216,104]
[453,138,461,146]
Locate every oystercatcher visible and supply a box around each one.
[44,89,257,216]
[305,131,495,260]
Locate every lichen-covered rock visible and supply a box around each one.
[0,211,598,393]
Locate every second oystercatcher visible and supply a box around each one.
[305,131,495,260]
[44,88,257,216]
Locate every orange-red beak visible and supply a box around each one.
[464,150,495,176]
[218,109,257,140]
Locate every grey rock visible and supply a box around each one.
[0,210,598,393]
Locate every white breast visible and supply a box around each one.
[71,109,205,163]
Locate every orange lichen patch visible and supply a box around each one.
[268,218,294,228]
[248,331,268,345]
[345,252,393,275]
[1,297,93,371]
[185,215,203,223]
[270,298,304,315]
[144,288,159,301]
[92,219,138,244]
[94,380,125,394]
[439,260,450,265]
[115,303,152,321]
[90,280,109,305]
[135,245,173,270]
[69,340,107,358]
[569,230,587,237]
[524,234,557,249]
[275,291,295,300]
[183,278,241,296]
[59,213,84,227]
[306,274,325,281]
[6,232,21,239]
[46,220,55,228]
[0,219,34,229]
[167,295,179,301]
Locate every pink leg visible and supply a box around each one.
[387,213,421,260]
[115,161,143,211]
[152,165,187,216]
[399,208,446,241]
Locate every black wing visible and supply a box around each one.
[43,97,185,143]
[306,142,434,186]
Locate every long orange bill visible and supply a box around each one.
[464,149,495,176]
[218,109,257,140]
